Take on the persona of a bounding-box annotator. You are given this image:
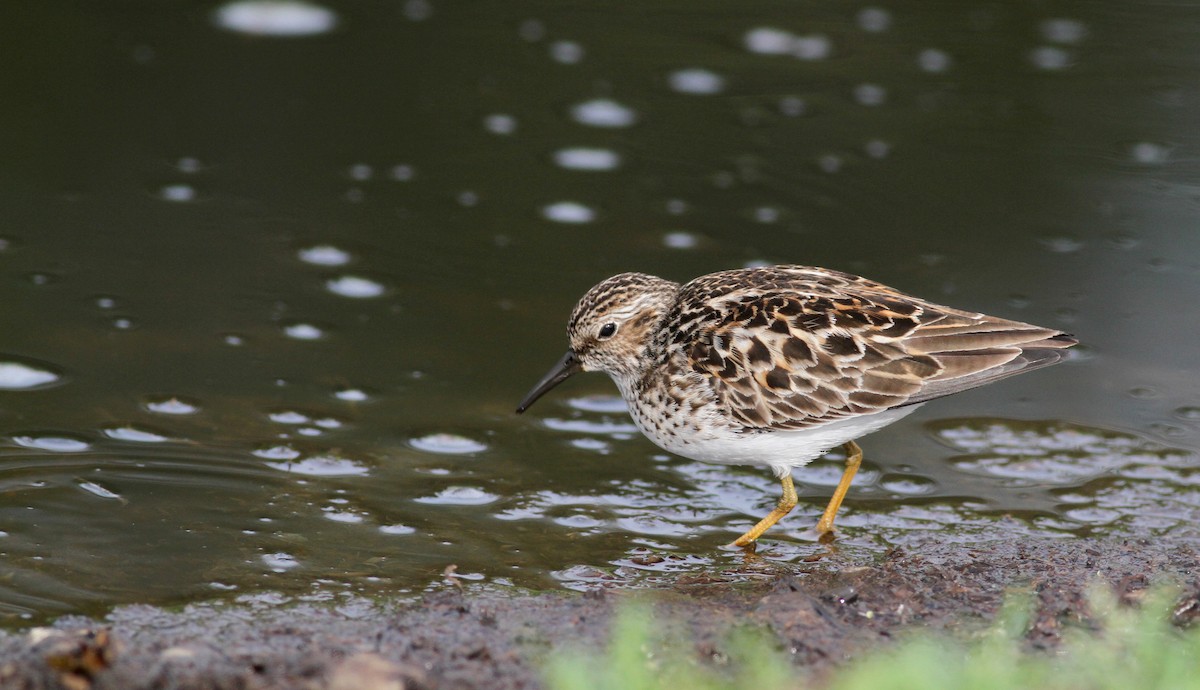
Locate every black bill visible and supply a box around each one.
[516,351,582,413]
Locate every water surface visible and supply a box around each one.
[1,1,1199,624]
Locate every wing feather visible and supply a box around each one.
[667,266,1076,431]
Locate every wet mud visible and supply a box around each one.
[2,537,1197,690]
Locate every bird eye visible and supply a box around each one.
[598,323,617,339]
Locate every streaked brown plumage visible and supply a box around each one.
[517,265,1076,547]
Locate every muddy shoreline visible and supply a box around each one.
[3,537,1196,690]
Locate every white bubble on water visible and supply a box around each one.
[1130,142,1170,165]
[325,275,385,298]
[857,7,892,32]
[864,139,891,159]
[253,444,301,460]
[268,410,310,424]
[818,154,843,173]
[854,83,887,106]
[213,1,338,36]
[297,245,351,266]
[1030,46,1072,70]
[334,388,369,402]
[553,148,621,171]
[792,35,832,60]
[177,157,202,173]
[414,487,499,505]
[402,0,432,21]
[518,18,545,42]
[541,202,596,224]
[284,323,325,340]
[265,455,369,476]
[145,397,200,415]
[323,510,365,524]
[662,231,698,249]
[410,433,488,455]
[744,27,794,55]
[917,48,953,73]
[13,435,90,452]
[779,96,806,116]
[0,361,60,389]
[103,426,169,443]
[159,184,196,202]
[566,395,627,414]
[569,99,637,128]
[667,68,726,95]
[262,552,300,571]
[542,418,639,435]
[570,438,611,454]
[1040,18,1087,45]
[379,524,416,535]
[550,40,584,64]
[484,113,517,135]
[753,206,781,224]
[1039,236,1084,254]
[78,481,122,500]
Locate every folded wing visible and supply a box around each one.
[673,266,1076,430]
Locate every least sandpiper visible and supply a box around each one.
[516,266,1076,546]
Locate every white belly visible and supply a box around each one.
[628,398,922,478]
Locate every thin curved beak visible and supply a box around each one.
[516,351,582,414]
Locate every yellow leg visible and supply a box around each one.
[814,440,863,535]
[732,474,797,547]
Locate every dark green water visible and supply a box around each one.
[1,1,1198,624]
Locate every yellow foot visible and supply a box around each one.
[813,440,863,535]
[731,474,797,547]
[730,440,866,547]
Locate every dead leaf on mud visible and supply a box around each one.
[34,627,119,690]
